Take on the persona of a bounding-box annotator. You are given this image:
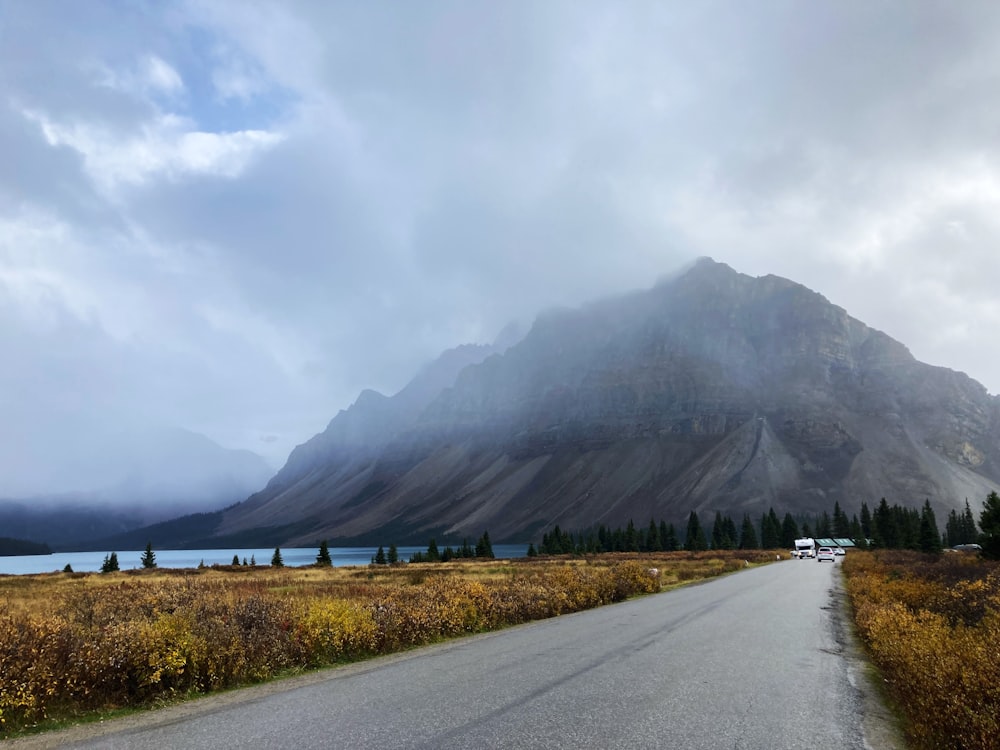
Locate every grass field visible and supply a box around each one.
[0,549,775,737]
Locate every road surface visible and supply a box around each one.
[12,557,901,749]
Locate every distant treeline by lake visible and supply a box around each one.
[0,537,52,556]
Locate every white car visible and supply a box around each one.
[816,547,836,562]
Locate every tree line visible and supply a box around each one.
[530,491,1000,558]
[407,532,494,563]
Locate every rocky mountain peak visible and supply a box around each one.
[213,260,1000,547]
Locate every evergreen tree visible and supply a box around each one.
[242,557,248,566]
[271,547,284,567]
[140,542,156,569]
[526,542,537,557]
[101,552,119,573]
[711,512,736,550]
[739,514,758,550]
[624,520,639,552]
[646,519,661,552]
[316,540,333,566]
[475,531,494,558]
[860,502,873,540]
[685,511,707,551]
[760,509,781,549]
[232,554,240,566]
[780,513,799,549]
[250,554,256,566]
[815,510,832,538]
[849,516,865,548]
[373,545,388,565]
[662,523,679,552]
[980,491,1000,559]
[962,499,979,543]
[832,502,851,537]
[388,544,398,563]
[426,539,440,562]
[711,512,726,550]
[872,498,892,548]
[63,563,73,573]
[945,509,962,547]
[919,500,943,554]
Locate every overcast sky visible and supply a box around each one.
[3,1,1000,497]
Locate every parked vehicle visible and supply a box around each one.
[817,547,836,562]
[792,538,816,558]
[834,547,845,556]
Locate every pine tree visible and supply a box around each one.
[63,563,73,573]
[780,513,799,549]
[919,500,943,554]
[962,499,979,543]
[739,514,758,550]
[662,523,679,552]
[232,554,240,566]
[271,547,284,567]
[101,552,119,573]
[426,539,440,562]
[526,542,537,557]
[980,491,1000,559]
[945,509,961,547]
[242,557,248,566]
[475,531,494,558]
[760,509,781,549]
[815,510,832,538]
[373,545,387,565]
[250,554,256,566]
[388,544,398,564]
[646,519,661,552]
[685,512,707,551]
[316,540,333,566]
[860,502,873,539]
[832,501,851,537]
[140,542,156,569]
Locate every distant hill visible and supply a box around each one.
[0,537,51,556]
[175,259,1000,546]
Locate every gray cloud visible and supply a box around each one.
[3,0,1000,496]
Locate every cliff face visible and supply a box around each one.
[215,258,1000,545]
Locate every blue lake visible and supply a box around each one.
[0,544,530,575]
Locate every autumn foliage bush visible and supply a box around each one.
[844,550,1000,750]
[0,551,754,736]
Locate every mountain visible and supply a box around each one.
[0,428,273,549]
[207,258,1000,546]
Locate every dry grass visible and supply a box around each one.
[843,550,1000,750]
[0,550,773,737]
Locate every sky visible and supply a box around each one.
[3,0,1000,497]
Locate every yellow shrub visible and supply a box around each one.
[846,551,1000,750]
[297,600,378,664]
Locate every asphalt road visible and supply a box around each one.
[13,557,901,750]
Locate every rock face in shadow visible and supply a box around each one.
[215,258,1000,545]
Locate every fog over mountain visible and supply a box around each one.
[5,2,1000,504]
[0,427,273,547]
[180,259,1000,548]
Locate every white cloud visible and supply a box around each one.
[94,54,185,100]
[22,108,283,193]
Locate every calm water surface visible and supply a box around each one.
[0,544,529,575]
